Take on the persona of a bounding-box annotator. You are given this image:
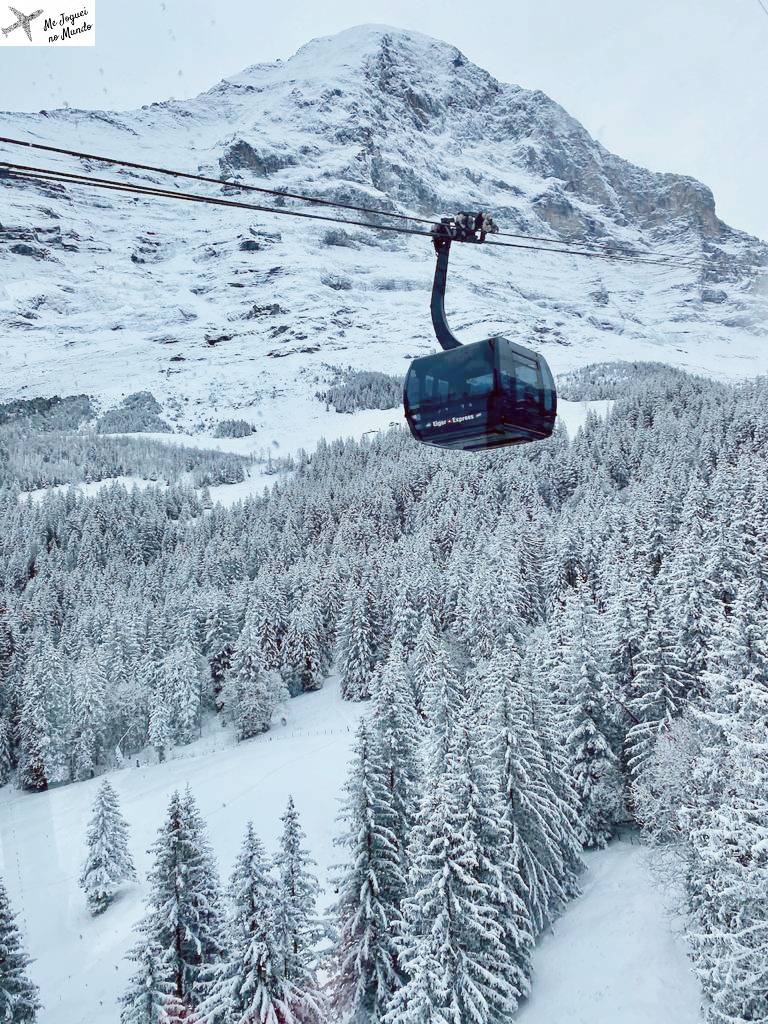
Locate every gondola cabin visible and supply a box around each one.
[402,219,558,453]
[404,337,557,451]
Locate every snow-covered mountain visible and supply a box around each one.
[1,24,766,440]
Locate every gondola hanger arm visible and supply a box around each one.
[429,214,498,351]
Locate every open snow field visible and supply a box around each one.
[520,839,702,1024]
[0,674,701,1024]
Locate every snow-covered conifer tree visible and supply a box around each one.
[389,581,420,657]
[273,797,323,1002]
[567,656,623,848]
[202,822,312,1024]
[625,601,687,779]
[223,627,288,740]
[147,681,173,764]
[410,616,440,711]
[251,573,287,670]
[79,779,137,914]
[371,649,422,877]
[688,676,768,1024]
[119,940,177,1024]
[163,643,202,745]
[560,590,624,847]
[330,720,405,1022]
[389,681,520,1024]
[0,714,12,786]
[131,788,226,1012]
[71,650,107,781]
[0,875,40,1023]
[489,637,582,940]
[17,651,54,791]
[203,599,235,703]
[283,591,328,693]
[336,581,377,701]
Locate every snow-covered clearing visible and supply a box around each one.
[520,838,702,1024]
[15,399,609,509]
[19,475,160,505]
[557,398,613,437]
[0,678,365,1024]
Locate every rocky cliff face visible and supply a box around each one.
[0,25,766,437]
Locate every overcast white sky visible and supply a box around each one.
[2,0,767,238]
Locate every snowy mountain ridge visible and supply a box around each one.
[1,24,767,442]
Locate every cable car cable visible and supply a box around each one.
[2,161,708,270]
[2,162,707,269]
[0,133,710,264]
[0,134,435,226]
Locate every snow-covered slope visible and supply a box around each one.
[0,678,365,1024]
[0,679,702,1024]
[519,839,702,1024]
[1,25,766,437]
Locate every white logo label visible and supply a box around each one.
[0,1,94,46]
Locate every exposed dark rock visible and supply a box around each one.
[9,243,48,259]
[244,303,286,319]
[219,139,296,177]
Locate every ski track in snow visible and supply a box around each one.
[520,838,703,1024]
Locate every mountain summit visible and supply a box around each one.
[0,25,766,435]
[214,24,729,243]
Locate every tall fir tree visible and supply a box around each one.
[120,940,179,1024]
[559,588,624,847]
[131,788,226,1013]
[336,581,377,702]
[625,600,687,779]
[273,797,323,1014]
[566,653,623,848]
[283,591,328,694]
[17,652,54,792]
[223,635,288,742]
[409,617,440,713]
[489,637,582,940]
[330,720,405,1023]
[688,678,768,1023]
[163,643,202,746]
[0,713,12,786]
[147,680,173,764]
[203,599,236,708]
[371,649,423,881]
[201,822,314,1024]
[71,650,107,782]
[390,672,522,1024]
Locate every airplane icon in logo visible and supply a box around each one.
[2,6,43,41]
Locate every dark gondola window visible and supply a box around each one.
[497,344,555,413]
[540,360,556,412]
[407,343,495,405]
[498,345,539,405]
